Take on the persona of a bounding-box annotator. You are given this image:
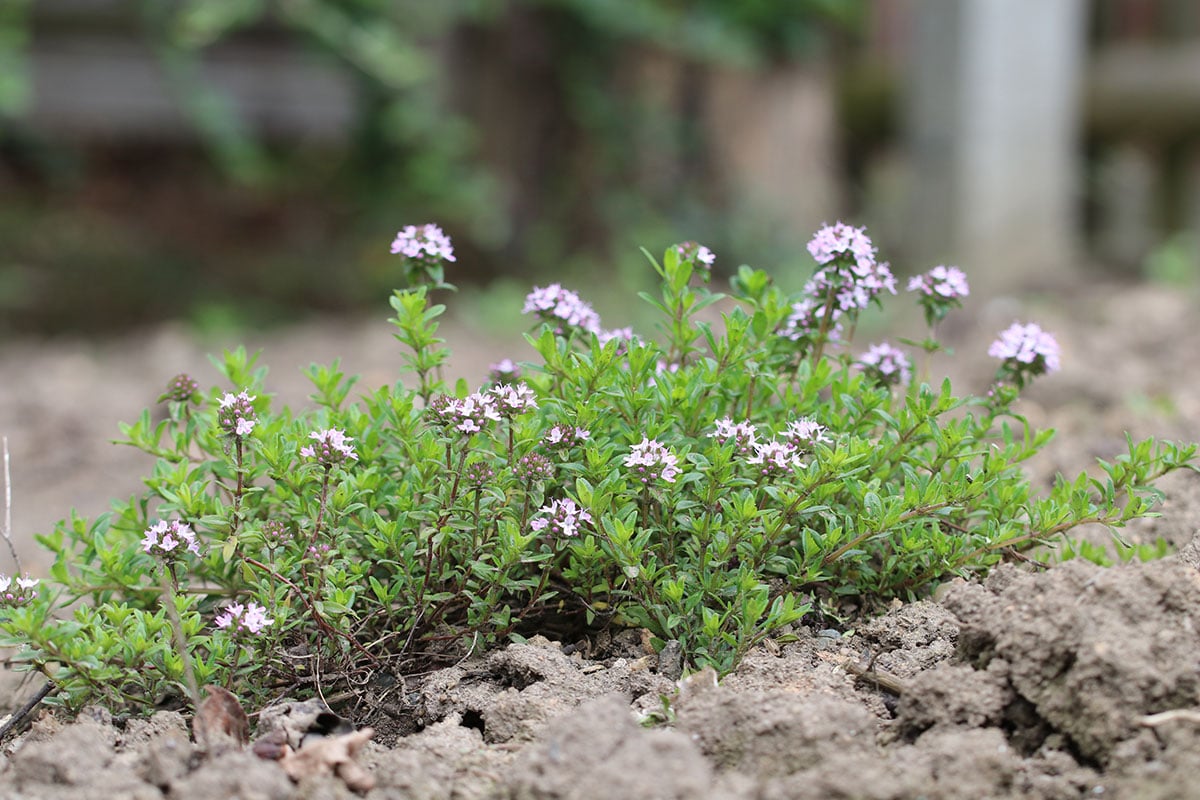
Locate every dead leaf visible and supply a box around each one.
[193,685,249,752]
[251,728,292,761]
[279,726,376,794]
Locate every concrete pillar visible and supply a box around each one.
[906,0,1088,294]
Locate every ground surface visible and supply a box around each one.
[2,280,1199,798]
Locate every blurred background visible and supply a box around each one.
[5,0,1200,336]
[5,0,1200,562]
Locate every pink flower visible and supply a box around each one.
[0,574,39,605]
[489,383,538,416]
[215,601,274,636]
[785,418,831,450]
[217,391,257,437]
[807,222,879,272]
[674,240,716,265]
[427,393,503,437]
[390,223,456,264]
[300,428,358,465]
[523,284,603,335]
[709,418,759,455]
[597,327,635,351]
[907,265,969,299]
[515,452,555,483]
[747,440,805,477]
[142,520,201,559]
[857,342,912,387]
[489,359,521,382]
[988,322,1061,374]
[786,223,896,344]
[624,438,682,484]
[530,498,593,538]
[544,424,591,449]
[162,373,199,404]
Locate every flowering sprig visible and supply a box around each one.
[142,519,201,560]
[489,359,521,383]
[857,342,912,388]
[515,452,555,484]
[522,284,603,336]
[673,241,716,283]
[530,498,593,539]
[260,520,290,551]
[785,418,831,451]
[624,438,682,485]
[217,391,257,437]
[746,440,804,478]
[544,424,591,451]
[428,393,503,436]
[785,223,896,359]
[989,322,1061,391]
[160,373,200,404]
[709,418,759,456]
[489,383,538,417]
[0,575,39,606]
[300,428,358,466]
[391,223,456,290]
[214,601,274,637]
[908,265,969,327]
[597,327,635,352]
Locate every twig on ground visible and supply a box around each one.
[1139,708,1200,727]
[0,681,55,742]
[841,655,909,696]
[1,436,21,573]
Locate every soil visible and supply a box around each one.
[2,279,1200,799]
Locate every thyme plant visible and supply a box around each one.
[1,222,1193,713]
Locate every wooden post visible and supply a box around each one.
[905,0,1088,294]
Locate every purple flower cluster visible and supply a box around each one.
[390,223,456,265]
[218,391,257,437]
[784,223,896,342]
[747,440,805,477]
[907,265,969,299]
[544,424,591,450]
[530,498,593,539]
[674,240,716,267]
[0,574,39,606]
[807,222,878,268]
[515,452,555,483]
[489,383,538,417]
[522,284,602,336]
[300,428,358,465]
[709,418,759,456]
[260,520,290,549]
[624,438,682,485]
[857,342,912,387]
[163,373,199,403]
[489,359,521,383]
[142,519,201,559]
[597,327,635,352]
[785,417,831,451]
[708,417,830,477]
[988,322,1061,375]
[464,460,496,487]
[428,393,503,436]
[214,601,274,636]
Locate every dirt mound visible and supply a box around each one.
[6,532,1200,798]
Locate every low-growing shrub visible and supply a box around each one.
[2,222,1194,713]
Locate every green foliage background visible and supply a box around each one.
[1,0,865,334]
